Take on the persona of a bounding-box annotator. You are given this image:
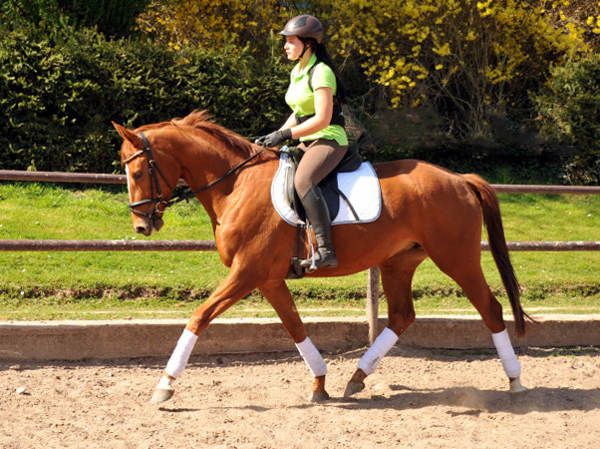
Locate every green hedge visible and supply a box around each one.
[0,23,289,173]
[57,0,150,37]
[1,0,150,37]
[534,55,600,185]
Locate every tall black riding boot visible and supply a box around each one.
[299,185,338,269]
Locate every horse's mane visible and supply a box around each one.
[136,110,276,161]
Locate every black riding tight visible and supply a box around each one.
[294,139,348,198]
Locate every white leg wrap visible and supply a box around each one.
[357,327,399,376]
[296,337,327,377]
[165,329,198,379]
[492,329,521,378]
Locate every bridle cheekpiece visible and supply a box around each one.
[124,132,176,220]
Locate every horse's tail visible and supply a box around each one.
[462,174,533,338]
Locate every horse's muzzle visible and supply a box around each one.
[134,216,164,236]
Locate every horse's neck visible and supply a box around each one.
[179,142,275,226]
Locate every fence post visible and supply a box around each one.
[366,266,380,345]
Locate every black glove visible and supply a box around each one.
[255,129,292,147]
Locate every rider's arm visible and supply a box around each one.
[280,112,297,132]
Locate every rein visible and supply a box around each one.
[125,132,266,218]
[167,144,266,207]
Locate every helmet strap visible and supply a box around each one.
[299,40,311,61]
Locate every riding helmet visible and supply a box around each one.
[279,15,324,44]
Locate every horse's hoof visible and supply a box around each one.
[151,387,175,405]
[308,390,330,402]
[509,378,528,394]
[343,381,365,397]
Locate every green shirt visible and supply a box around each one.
[284,54,348,146]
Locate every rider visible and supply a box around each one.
[256,14,348,269]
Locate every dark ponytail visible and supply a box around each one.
[303,38,347,104]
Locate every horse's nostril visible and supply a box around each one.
[135,226,147,234]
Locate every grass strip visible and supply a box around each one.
[0,182,599,320]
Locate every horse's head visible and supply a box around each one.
[113,123,181,236]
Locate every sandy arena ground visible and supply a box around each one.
[1,345,599,449]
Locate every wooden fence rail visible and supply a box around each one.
[2,169,600,194]
[0,239,598,252]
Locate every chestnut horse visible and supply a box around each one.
[113,110,531,405]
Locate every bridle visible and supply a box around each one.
[123,132,266,219]
[123,133,173,220]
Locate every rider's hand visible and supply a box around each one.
[255,129,292,147]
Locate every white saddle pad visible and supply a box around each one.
[271,150,382,226]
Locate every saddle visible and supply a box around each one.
[283,141,363,223]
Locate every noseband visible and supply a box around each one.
[124,132,266,219]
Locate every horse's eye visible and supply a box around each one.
[133,171,144,180]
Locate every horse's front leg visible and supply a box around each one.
[259,279,329,402]
[151,271,256,405]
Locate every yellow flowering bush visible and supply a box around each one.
[333,0,591,138]
[136,0,291,52]
[536,0,600,47]
[136,0,600,144]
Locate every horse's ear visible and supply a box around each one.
[112,122,144,149]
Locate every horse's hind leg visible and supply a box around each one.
[345,249,425,397]
[259,279,329,402]
[428,246,527,393]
